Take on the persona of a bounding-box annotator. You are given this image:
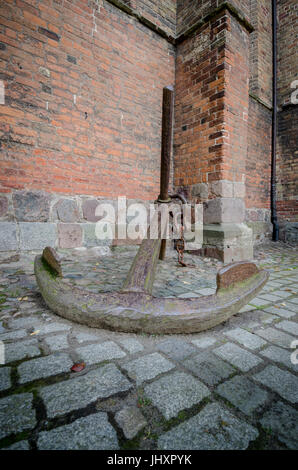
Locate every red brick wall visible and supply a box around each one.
[246,98,271,211]
[174,10,250,197]
[276,107,298,221]
[174,16,226,193]
[276,0,298,223]
[0,0,175,200]
[0,0,296,236]
[135,0,177,36]
[246,0,272,223]
[249,0,272,106]
[224,16,250,184]
[277,0,297,107]
[176,0,250,36]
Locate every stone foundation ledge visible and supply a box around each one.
[0,221,113,252]
[0,190,152,225]
[0,190,153,252]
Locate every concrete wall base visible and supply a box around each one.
[192,223,254,263]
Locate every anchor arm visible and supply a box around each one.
[121,236,161,295]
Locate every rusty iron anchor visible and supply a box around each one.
[34,86,269,334]
[34,176,268,335]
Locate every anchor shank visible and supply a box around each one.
[159,85,174,260]
[159,86,174,202]
[121,236,161,295]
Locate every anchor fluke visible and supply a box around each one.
[42,247,63,277]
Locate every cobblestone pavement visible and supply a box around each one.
[0,242,297,450]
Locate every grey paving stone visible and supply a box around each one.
[0,329,27,341]
[287,297,298,305]
[3,440,30,450]
[158,402,258,450]
[267,280,287,288]
[183,352,234,386]
[272,290,293,299]
[18,301,38,312]
[123,353,174,385]
[224,328,267,350]
[40,364,132,418]
[268,273,283,279]
[245,321,260,329]
[114,406,147,439]
[283,302,298,314]
[260,313,279,324]
[73,331,101,343]
[260,401,298,450]
[0,393,36,439]
[44,334,69,351]
[263,306,296,319]
[156,338,197,361]
[216,376,268,415]
[253,365,298,403]
[144,371,210,420]
[191,336,217,348]
[117,338,144,354]
[258,293,286,302]
[38,322,71,335]
[0,367,11,391]
[5,339,40,363]
[259,345,297,372]
[18,353,73,384]
[249,297,270,307]
[255,327,295,349]
[276,320,298,336]
[213,343,262,372]
[76,341,126,365]
[8,316,43,329]
[37,412,118,450]
[239,304,256,313]
[259,285,273,293]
